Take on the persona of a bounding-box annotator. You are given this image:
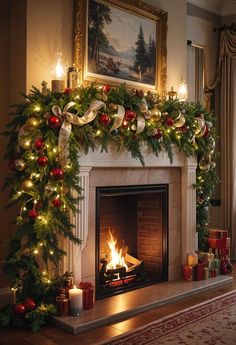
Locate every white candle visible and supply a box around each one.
[69,286,83,316]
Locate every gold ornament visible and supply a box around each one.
[20,179,34,191]
[194,118,205,137]
[199,156,211,171]
[144,110,152,119]
[20,138,32,149]
[26,117,40,128]
[210,161,216,169]
[15,159,26,171]
[139,103,148,113]
[150,107,161,121]
[207,137,216,154]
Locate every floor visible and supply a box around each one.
[0,265,235,345]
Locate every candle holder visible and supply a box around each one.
[51,52,66,93]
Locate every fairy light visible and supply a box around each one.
[53,187,58,192]
[96,129,101,136]
[30,155,36,160]
[23,206,27,211]
[53,147,57,154]
[24,140,31,148]
[39,242,43,247]
[42,271,47,276]
[33,249,39,254]
[17,191,22,196]
[167,129,171,133]
[34,105,41,112]
[50,250,54,255]
[34,199,37,205]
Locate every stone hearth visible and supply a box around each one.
[62,145,197,286]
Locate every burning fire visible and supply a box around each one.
[106,229,128,270]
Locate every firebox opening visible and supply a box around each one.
[96,184,168,299]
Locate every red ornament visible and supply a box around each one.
[28,209,38,219]
[203,126,210,137]
[52,197,62,208]
[8,159,16,171]
[153,129,163,140]
[63,88,72,95]
[99,113,110,126]
[102,84,110,93]
[37,156,48,167]
[166,117,174,126]
[23,297,36,311]
[14,303,26,315]
[34,138,44,151]
[50,167,64,180]
[47,115,61,129]
[125,110,136,122]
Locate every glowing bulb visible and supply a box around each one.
[23,207,27,211]
[34,199,37,205]
[30,155,35,160]
[96,129,101,136]
[33,249,39,254]
[17,191,22,195]
[39,242,43,247]
[42,271,47,276]
[167,129,171,133]
[34,105,41,112]
[47,279,51,283]
[53,147,57,153]
[50,250,54,255]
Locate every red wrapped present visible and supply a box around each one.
[78,281,94,310]
[214,248,230,257]
[196,263,204,280]
[209,229,228,239]
[183,264,197,281]
[208,237,227,249]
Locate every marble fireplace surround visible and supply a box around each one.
[62,145,197,285]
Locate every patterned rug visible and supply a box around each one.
[100,290,236,345]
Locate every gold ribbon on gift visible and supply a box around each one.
[52,100,106,167]
[110,104,146,134]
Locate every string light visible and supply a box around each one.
[53,147,57,153]
[34,105,41,112]
[50,250,54,255]
[33,249,39,254]
[96,129,101,136]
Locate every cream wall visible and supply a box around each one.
[26,0,74,91]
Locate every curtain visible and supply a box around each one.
[210,31,236,259]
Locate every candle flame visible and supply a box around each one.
[55,57,64,79]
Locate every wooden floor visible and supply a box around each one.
[0,265,235,345]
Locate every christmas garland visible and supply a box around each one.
[0,83,218,330]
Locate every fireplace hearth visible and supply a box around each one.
[96,184,168,299]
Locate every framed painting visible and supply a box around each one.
[74,0,167,93]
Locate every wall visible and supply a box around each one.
[26,0,74,91]
[146,0,187,90]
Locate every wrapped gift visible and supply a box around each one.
[215,248,230,257]
[204,267,210,280]
[196,263,204,280]
[78,281,94,310]
[209,229,228,239]
[208,237,227,249]
[56,289,69,317]
[187,252,198,265]
[183,264,197,281]
[226,237,231,248]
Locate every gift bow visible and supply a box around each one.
[52,100,106,167]
[110,104,146,134]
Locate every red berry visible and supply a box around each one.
[14,303,26,315]
[102,84,110,93]
[166,117,174,126]
[99,113,110,126]
[37,156,48,167]
[153,129,163,140]
[23,297,36,310]
[50,167,64,180]
[28,209,38,219]
[125,110,136,122]
[34,138,44,151]
[47,115,61,129]
[52,198,62,208]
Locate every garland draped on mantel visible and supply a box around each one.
[0,83,218,330]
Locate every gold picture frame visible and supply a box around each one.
[74,0,167,93]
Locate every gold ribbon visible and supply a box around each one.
[110,104,146,134]
[52,100,106,167]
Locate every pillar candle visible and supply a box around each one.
[69,286,83,316]
[187,252,198,266]
[51,79,65,93]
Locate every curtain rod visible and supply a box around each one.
[213,23,236,32]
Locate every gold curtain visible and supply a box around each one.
[209,31,236,259]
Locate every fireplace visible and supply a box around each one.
[62,145,197,298]
[96,184,168,299]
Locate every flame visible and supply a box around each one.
[55,58,64,79]
[106,229,128,270]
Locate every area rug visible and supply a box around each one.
[100,290,236,345]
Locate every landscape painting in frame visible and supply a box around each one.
[86,0,157,89]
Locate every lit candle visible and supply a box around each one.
[69,286,83,316]
[51,52,66,92]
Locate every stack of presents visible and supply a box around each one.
[183,228,233,281]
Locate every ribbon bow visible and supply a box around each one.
[52,100,106,167]
[110,104,146,134]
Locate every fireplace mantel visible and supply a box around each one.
[63,145,197,283]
